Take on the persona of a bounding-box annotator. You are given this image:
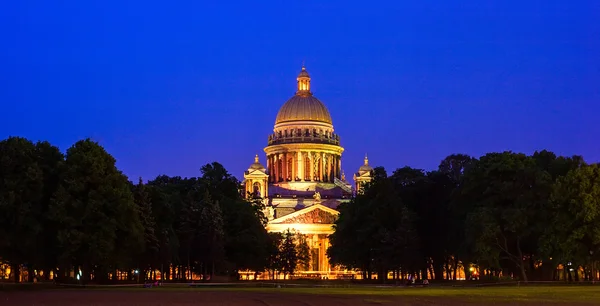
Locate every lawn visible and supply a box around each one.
[3,284,600,305]
[232,286,600,304]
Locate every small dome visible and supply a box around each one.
[298,66,310,78]
[358,154,373,173]
[275,95,333,125]
[248,155,266,170]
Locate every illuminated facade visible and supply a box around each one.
[243,66,372,278]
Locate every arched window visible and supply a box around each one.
[253,182,261,197]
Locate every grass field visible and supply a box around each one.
[3,284,600,305]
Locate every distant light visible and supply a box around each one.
[134,270,139,274]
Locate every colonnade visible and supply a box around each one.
[267,151,342,183]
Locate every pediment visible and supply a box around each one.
[245,169,268,177]
[269,204,339,225]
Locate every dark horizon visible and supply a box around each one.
[1,1,598,183]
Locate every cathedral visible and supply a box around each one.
[242,66,373,278]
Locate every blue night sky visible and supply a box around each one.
[1,1,599,182]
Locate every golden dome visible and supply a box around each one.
[358,154,373,173]
[248,154,266,171]
[275,95,332,125]
[274,66,333,125]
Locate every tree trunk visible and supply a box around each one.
[444,260,450,280]
[43,268,50,281]
[82,263,90,285]
[515,241,528,283]
[27,265,34,282]
[211,260,215,281]
[11,264,20,283]
[453,257,458,280]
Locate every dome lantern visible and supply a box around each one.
[296,65,311,96]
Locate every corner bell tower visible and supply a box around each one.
[353,154,374,194]
[243,154,269,199]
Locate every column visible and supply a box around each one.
[337,156,342,179]
[283,152,288,181]
[274,154,279,182]
[320,152,325,182]
[319,235,326,272]
[273,155,277,182]
[309,152,314,181]
[298,152,304,181]
[291,152,296,181]
[278,154,283,182]
[263,178,268,197]
[328,154,333,182]
[332,155,337,179]
[267,155,272,183]
[323,153,328,182]
[324,237,330,272]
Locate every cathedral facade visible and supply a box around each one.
[242,66,372,278]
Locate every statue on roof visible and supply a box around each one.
[264,205,275,221]
[313,191,321,203]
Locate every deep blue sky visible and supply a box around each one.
[1,1,599,182]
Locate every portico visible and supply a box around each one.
[266,204,338,275]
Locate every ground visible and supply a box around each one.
[2,285,600,305]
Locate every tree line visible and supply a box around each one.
[0,137,308,283]
[328,151,600,282]
[1,136,599,283]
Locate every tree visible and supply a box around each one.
[280,230,298,278]
[147,175,182,281]
[328,184,377,278]
[0,137,44,282]
[438,154,477,280]
[198,190,225,279]
[368,171,419,281]
[34,141,64,281]
[541,163,600,281]
[462,152,550,282]
[221,198,271,279]
[296,233,311,271]
[49,139,144,283]
[330,166,420,282]
[266,232,283,280]
[133,177,159,281]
